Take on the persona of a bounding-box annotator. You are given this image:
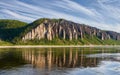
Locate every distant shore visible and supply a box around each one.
[0,45,120,48]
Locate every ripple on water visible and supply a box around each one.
[66,61,120,75]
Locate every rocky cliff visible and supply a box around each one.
[22,18,120,41]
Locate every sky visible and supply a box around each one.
[0,0,120,32]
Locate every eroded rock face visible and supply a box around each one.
[22,19,120,41]
[106,31,120,40]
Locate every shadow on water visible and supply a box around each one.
[0,49,26,69]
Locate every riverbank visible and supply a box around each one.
[0,45,120,48]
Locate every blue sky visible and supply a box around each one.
[0,0,120,32]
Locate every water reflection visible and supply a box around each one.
[0,49,26,69]
[0,47,120,75]
[22,48,100,69]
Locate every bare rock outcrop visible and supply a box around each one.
[22,19,120,41]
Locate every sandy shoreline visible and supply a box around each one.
[0,45,120,48]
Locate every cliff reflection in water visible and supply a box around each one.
[22,48,99,70]
[0,47,120,75]
[1,47,118,70]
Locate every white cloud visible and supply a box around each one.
[97,0,120,21]
[0,9,35,21]
[53,0,97,16]
[0,0,120,32]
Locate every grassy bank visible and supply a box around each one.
[1,38,120,46]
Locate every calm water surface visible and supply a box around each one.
[0,47,120,75]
